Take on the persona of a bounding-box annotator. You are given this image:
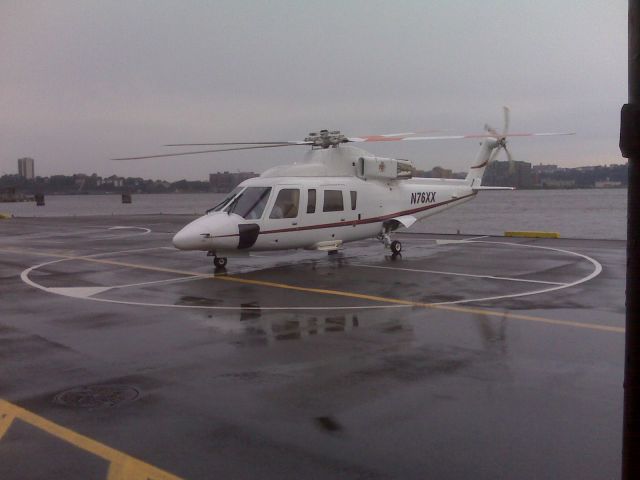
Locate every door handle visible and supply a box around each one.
[292,222,298,226]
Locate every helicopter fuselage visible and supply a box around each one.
[172,145,485,256]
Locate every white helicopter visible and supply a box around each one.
[114,108,572,269]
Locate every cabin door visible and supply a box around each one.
[262,186,302,248]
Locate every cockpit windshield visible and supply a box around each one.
[227,187,272,219]
[207,187,242,213]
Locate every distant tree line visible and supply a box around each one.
[1,162,629,194]
[536,164,628,188]
[483,161,628,189]
[0,174,212,195]
[415,162,628,189]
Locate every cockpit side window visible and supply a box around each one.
[228,187,272,219]
[208,187,242,213]
[270,188,300,219]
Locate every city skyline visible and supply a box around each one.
[1,159,627,193]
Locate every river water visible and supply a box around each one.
[0,189,626,240]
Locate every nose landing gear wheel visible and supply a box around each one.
[213,257,228,269]
[390,240,402,255]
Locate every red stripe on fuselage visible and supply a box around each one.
[211,192,476,238]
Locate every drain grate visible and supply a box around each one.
[53,384,140,409]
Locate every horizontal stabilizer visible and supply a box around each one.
[472,186,515,191]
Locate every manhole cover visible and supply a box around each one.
[53,384,140,409]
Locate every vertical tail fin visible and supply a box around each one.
[465,139,498,187]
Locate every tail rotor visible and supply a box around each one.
[485,106,516,173]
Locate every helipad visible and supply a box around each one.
[0,215,625,479]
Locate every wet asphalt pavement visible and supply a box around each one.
[0,215,625,479]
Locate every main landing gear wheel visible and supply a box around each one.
[390,240,402,255]
[213,257,227,269]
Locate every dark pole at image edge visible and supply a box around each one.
[621,1,640,478]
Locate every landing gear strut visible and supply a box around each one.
[377,224,402,257]
[378,231,392,249]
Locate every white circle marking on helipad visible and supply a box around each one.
[19,239,602,311]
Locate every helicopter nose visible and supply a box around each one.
[172,222,207,250]
[172,213,242,251]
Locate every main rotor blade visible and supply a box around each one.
[112,143,298,161]
[345,130,443,142]
[347,131,574,143]
[348,134,475,142]
[503,132,575,137]
[164,141,311,147]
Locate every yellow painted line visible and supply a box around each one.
[0,246,624,333]
[216,274,415,305]
[0,410,15,440]
[431,303,623,333]
[217,273,624,332]
[505,231,560,239]
[0,398,182,480]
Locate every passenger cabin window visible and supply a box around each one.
[270,188,300,219]
[227,187,271,219]
[307,189,316,214]
[350,191,357,210]
[323,190,344,212]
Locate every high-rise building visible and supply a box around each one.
[18,157,35,180]
[209,171,258,192]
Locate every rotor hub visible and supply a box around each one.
[304,129,348,149]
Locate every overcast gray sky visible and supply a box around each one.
[0,0,627,181]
